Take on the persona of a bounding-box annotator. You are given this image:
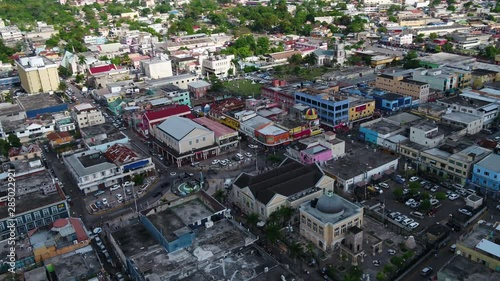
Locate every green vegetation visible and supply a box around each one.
[0,134,22,156]
[0,40,19,63]
[223,79,262,97]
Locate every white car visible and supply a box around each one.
[110,184,120,191]
[430,199,440,206]
[405,199,416,206]
[122,181,133,187]
[248,144,258,149]
[458,208,472,216]
[116,194,123,201]
[378,182,389,189]
[102,198,108,205]
[448,193,459,200]
[245,152,252,157]
[211,159,219,165]
[388,249,396,255]
[409,176,419,182]
[430,185,439,192]
[409,222,420,229]
[402,218,414,226]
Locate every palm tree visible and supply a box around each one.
[77,55,87,74]
[246,212,259,231]
[288,242,304,264]
[213,189,226,204]
[278,206,294,225]
[264,223,282,246]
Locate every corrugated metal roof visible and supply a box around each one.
[476,239,500,258]
[157,116,209,140]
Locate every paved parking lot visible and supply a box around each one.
[85,176,157,214]
[366,176,475,233]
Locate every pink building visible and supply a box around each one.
[299,145,333,164]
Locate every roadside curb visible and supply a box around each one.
[86,176,161,216]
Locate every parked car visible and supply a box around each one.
[402,218,414,226]
[388,249,396,255]
[94,190,105,197]
[245,152,252,157]
[430,199,440,206]
[408,222,420,229]
[409,176,419,182]
[116,194,123,202]
[123,181,133,187]
[405,199,416,206]
[102,198,108,205]
[458,208,472,216]
[430,185,439,192]
[448,193,459,200]
[110,184,120,191]
[378,182,389,189]
[421,267,433,276]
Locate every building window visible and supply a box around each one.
[334,228,340,237]
[16,217,23,224]
[25,214,33,222]
[51,206,58,214]
[42,209,50,217]
[307,219,311,228]
[189,141,192,145]
[34,211,42,220]
[196,139,199,143]
[313,223,318,232]
[319,227,324,236]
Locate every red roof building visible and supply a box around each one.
[140,105,191,137]
[52,218,89,242]
[105,143,139,165]
[89,64,118,75]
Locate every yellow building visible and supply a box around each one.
[299,191,364,251]
[16,56,60,94]
[398,19,426,27]
[471,69,500,89]
[456,221,500,271]
[348,97,375,122]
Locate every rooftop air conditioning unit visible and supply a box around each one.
[205,221,214,228]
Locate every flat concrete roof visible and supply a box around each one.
[439,96,491,109]
[442,112,481,124]
[44,246,102,281]
[385,112,421,125]
[16,93,63,111]
[439,255,500,281]
[323,140,399,180]
[0,171,65,219]
[147,209,187,242]
[362,119,402,135]
[171,198,214,226]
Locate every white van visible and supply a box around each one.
[411,211,425,219]
[224,179,232,188]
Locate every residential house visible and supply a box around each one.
[46,131,74,148]
[72,103,105,129]
[188,80,211,99]
[8,144,42,161]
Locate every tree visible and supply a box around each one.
[429,33,438,40]
[435,192,447,200]
[378,26,387,33]
[58,66,72,78]
[288,242,303,264]
[77,55,87,74]
[402,250,414,260]
[409,181,421,190]
[246,212,260,228]
[132,174,145,185]
[390,256,404,267]
[0,139,10,156]
[388,16,398,23]
[443,42,453,52]
[303,53,317,66]
[213,189,226,203]
[264,224,282,245]
[208,74,223,92]
[344,266,363,281]
[376,272,386,281]
[447,5,456,12]
[58,82,67,91]
[288,54,303,65]
[7,134,21,148]
[383,264,394,274]
[420,199,432,212]
[393,188,404,200]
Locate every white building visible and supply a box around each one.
[63,144,155,195]
[409,123,444,148]
[72,103,105,129]
[441,112,483,135]
[394,34,413,46]
[202,54,235,78]
[0,26,23,43]
[10,121,55,142]
[141,58,173,79]
[438,93,499,129]
[53,113,76,132]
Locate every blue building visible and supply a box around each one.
[471,153,500,196]
[295,91,349,127]
[372,92,412,112]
